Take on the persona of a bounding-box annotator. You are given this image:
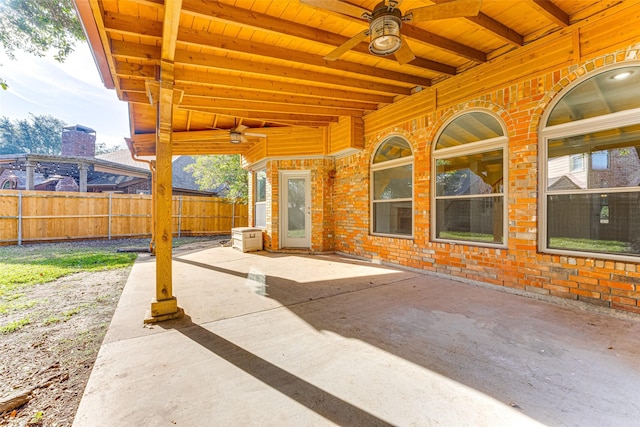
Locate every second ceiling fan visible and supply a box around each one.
[302,0,482,65]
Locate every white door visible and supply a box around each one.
[280,171,311,248]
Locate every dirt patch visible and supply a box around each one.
[0,237,228,427]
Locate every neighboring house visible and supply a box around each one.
[0,125,220,197]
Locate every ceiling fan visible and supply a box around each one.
[302,0,482,65]
[210,124,267,144]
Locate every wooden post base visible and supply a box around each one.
[144,297,184,324]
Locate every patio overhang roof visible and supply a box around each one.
[74,0,620,159]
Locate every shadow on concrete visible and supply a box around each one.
[171,250,640,426]
[160,315,393,427]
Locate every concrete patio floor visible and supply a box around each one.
[73,245,640,427]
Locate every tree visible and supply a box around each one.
[0,0,85,62]
[185,155,248,202]
[0,0,85,90]
[95,141,124,155]
[0,114,66,155]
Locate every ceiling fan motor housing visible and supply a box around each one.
[368,2,403,56]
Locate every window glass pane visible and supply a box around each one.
[570,154,585,172]
[373,165,412,200]
[547,124,640,190]
[287,178,306,238]
[255,202,266,228]
[255,170,266,203]
[547,193,640,257]
[373,201,412,235]
[436,112,504,150]
[591,151,609,170]
[373,137,412,163]
[435,197,503,244]
[547,67,640,126]
[436,149,503,196]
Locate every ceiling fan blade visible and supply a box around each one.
[234,124,248,132]
[394,37,416,65]
[406,0,482,23]
[240,135,249,143]
[244,132,268,138]
[324,30,369,61]
[300,0,369,19]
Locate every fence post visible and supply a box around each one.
[108,193,112,240]
[232,201,235,229]
[17,191,23,246]
[178,195,183,238]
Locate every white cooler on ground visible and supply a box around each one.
[232,227,263,252]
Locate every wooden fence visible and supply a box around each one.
[0,190,248,245]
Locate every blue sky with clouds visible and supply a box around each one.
[1,42,131,150]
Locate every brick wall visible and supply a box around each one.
[333,49,640,315]
[252,158,335,253]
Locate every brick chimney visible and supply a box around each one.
[61,125,96,158]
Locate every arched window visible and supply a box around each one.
[540,65,640,260]
[371,136,413,237]
[432,111,507,246]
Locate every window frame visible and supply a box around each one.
[538,64,640,262]
[370,136,414,239]
[431,111,508,248]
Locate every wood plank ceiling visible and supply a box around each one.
[79,0,619,156]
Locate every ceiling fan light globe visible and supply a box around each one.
[369,14,402,55]
[230,130,242,144]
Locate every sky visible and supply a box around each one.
[0,42,131,150]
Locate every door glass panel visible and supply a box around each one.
[287,178,306,238]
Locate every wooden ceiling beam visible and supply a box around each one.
[111,41,161,62]
[160,0,181,62]
[115,61,157,79]
[529,0,570,27]
[175,84,379,111]
[121,85,379,111]
[110,39,412,97]
[174,69,395,104]
[177,27,431,87]
[401,25,487,63]
[179,0,455,75]
[464,13,524,47]
[429,1,523,47]
[177,107,339,124]
[103,11,163,40]
[173,51,411,96]
[177,96,363,118]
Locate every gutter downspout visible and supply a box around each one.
[125,138,156,253]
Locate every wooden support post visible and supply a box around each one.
[25,162,35,191]
[144,0,184,323]
[144,64,184,323]
[79,163,88,193]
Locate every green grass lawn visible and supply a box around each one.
[0,247,137,298]
[0,237,226,332]
[548,237,630,253]
[0,242,137,331]
[438,231,499,243]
